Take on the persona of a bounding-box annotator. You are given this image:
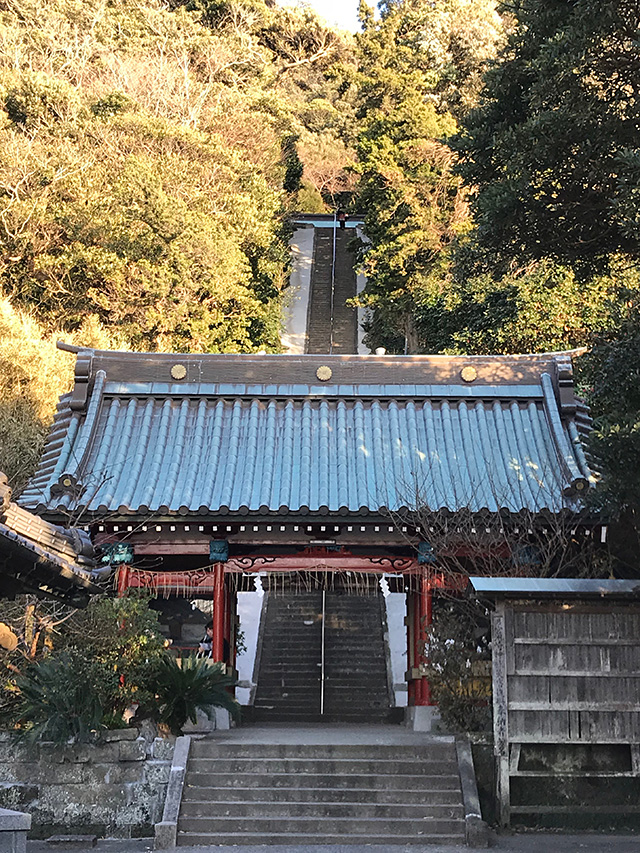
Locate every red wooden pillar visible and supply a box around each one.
[407,570,435,707]
[419,570,434,706]
[212,562,225,663]
[116,565,130,597]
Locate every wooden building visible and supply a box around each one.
[19,346,595,720]
[473,578,640,828]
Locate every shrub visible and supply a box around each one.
[91,91,135,118]
[5,72,80,129]
[149,654,240,736]
[424,599,492,733]
[4,651,116,746]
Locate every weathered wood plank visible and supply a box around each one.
[514,638,640,646]
[492,604,510,826]
[509,702,640,712]
[509,709,570,740]
[514,643,640,674]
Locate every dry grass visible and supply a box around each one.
[0,298,120,493]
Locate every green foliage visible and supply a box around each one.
[4,652,112,746]
[150,654,240,736]
[5,72,80,129]
[91,91,134,118]
[425,600,491,733]
[58,592,167,713]
[415,260,634,355]
[353,0,503,352]
[0,299,114,492]
[579,323,640,572]
[281,133,304,194]
[0,0,292,356]
[0,594,223,744]
[455,0,640,275]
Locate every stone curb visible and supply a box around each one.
[455,738,490,848]
[153,736,190,850]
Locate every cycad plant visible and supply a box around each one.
[151,654,240,736]
[7,652,110,746]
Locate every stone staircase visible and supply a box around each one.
[252,592,322,723]
[251,591,392,723]
[177,739,467,846]
[306,227,357,354]
[323,592,391,722]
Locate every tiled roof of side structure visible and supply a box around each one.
[20,350,594,518]
[0,473,100,604]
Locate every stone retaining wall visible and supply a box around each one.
[0,729,174,839]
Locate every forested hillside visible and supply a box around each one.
[1,0,639,547]
[0,0,357,487]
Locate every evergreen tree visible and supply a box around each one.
[455,0,640,571]
[455,0,640,275]
[354,0,503,352]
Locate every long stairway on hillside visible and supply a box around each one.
[306,227,358,354]
[177,739,467,846]
[251,591,392,723]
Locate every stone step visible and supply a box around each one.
[188,742,456,759]
[177,815,466,837]
[177,830,464,846]
[179,799,464,820]
[251,709,392,719]
[188,755,459,771]
[180,785,461,805]
[255,686,389,696]
[184,770,462,791]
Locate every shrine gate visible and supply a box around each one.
[20,347,594,720]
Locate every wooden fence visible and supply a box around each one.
[487,590,640,826]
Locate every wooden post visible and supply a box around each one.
[492,603,511,827]
[116,565,129,597]
[228,585,238,698]
[420,571,433,706]
[212,562,225,663]
[406,587,417,706]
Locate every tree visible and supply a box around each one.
[452,0,640,573]
[0,298,120,492]
[412,258,635,355]
[579,321,640,575]
[353,0,503,352]
[455,0,640,275]
[0,0,292,355]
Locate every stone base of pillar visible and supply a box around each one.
[0,808,31,853]
[405,705,441,732]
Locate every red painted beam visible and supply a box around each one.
[225,555,421,573]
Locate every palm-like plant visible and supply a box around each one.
[8,652,107,746]
[151,654,240,736]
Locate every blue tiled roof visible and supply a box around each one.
[20,351,593,518]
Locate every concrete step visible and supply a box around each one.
[177,831,464,846]
[177,815,466,836]
[180,785,461,805]
[184,771,462,790]
[188,742,456,759]
[250,714,396,724]
[179,800,465,820]
[186,757,460,775]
